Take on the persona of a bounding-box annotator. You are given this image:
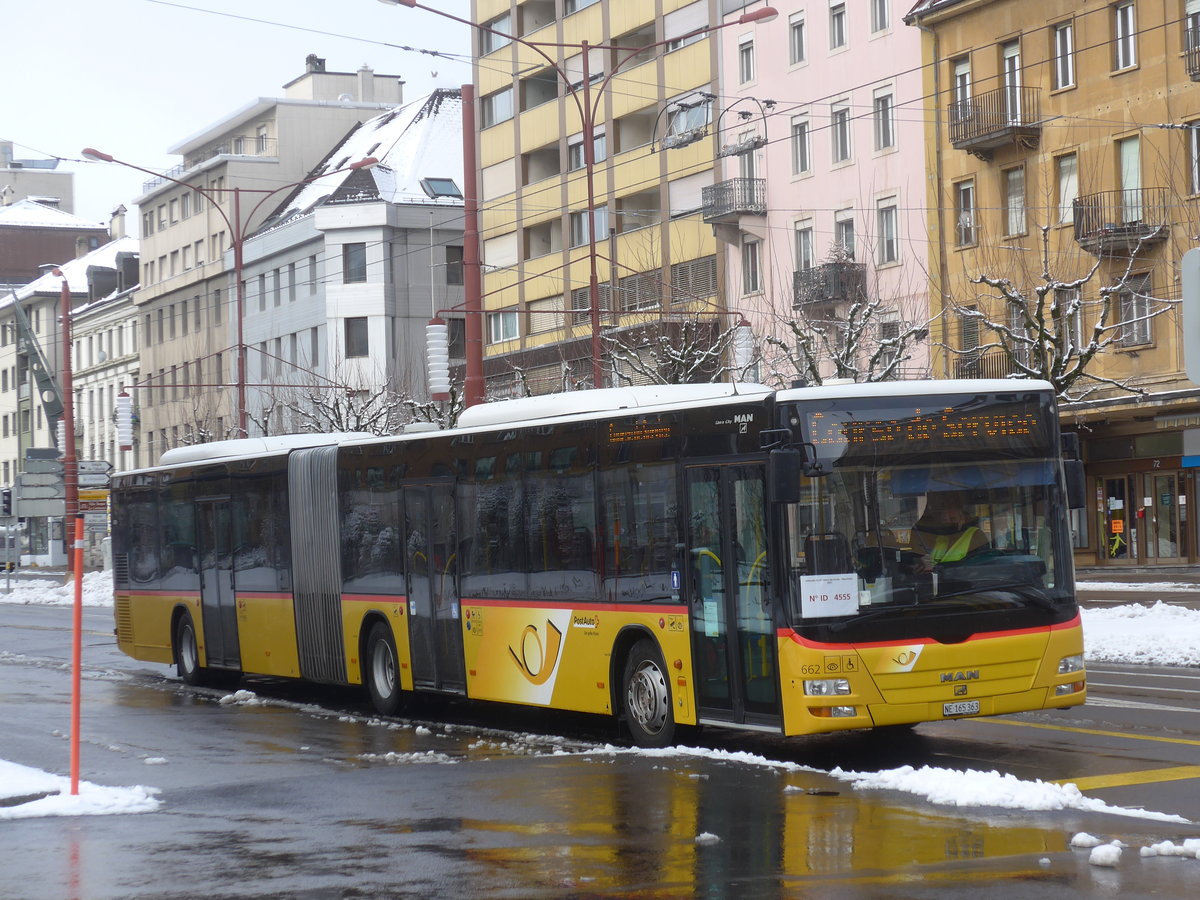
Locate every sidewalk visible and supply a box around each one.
[1075,564,1200,609]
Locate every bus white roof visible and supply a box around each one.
[454,383,772,429]
[157,432,373,467]
[774,378,1055,403]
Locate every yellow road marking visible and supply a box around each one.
[1054,766,1200,791]
[973,716,1200,747]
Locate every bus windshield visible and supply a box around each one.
[778,391,1075,641]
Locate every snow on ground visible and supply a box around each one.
[0,759,160,820]
[3,573,1200,825]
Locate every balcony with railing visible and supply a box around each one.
[702,177,766,223]
[793,262,867,308]
[948,87,1041,159]
[1187,26,1200,81]
[1073,188,1169,256]
[953,350,1024,380]
[142,137,280,193]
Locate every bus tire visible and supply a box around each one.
[622,639,675,748]
[365,621,403,716]
[174,611,205,686]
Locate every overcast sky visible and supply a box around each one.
[4,0,470,229]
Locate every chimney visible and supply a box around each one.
[306,54,326,74]
[357,66,375,102]
[109,205,127,240]
[75,236,90,259]
[397,78,405,106]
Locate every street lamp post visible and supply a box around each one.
[379,0,777,391]
[80,149,377,436]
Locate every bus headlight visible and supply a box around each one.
[804,678,851,696]
[1057,654,1084,675]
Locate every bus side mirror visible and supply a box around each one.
[768,448,803,503]
[1064,459,1086,510]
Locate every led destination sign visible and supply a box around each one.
[801,397,1052,458]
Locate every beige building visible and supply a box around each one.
[133,57,405,457]
[471,0,754,395]
[906,0,1200,568]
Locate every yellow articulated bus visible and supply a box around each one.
[111,381,1086,747]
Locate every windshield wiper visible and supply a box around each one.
[932,582,1059,611]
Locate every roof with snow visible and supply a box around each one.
[0,199,105,231]
[258,88,464,233]
[5,235,138,307]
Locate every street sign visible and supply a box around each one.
[78,460,114,475]
[16,484,66,500]
[14,498,65,518]
[25,459,64,475]
[25,448,61,460]
[78,474,112,488]
[18,473,64,488]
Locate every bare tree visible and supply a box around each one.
[603,312,752,386]
[760,243,934,387]
[949,225,1176,401]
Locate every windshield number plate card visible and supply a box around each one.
[943,700,981,717]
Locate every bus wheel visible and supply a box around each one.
[622,639,675,748]
[365,622,403,716]
[174,611,204,686]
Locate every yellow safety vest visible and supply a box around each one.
[931,528,979,563]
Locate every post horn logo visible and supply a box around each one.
[509,620,564,685]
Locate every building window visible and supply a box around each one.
[1118,274,1152,346]
[569,205,608,248]
[343,243,367,283]
[829,3,847,49]
[834,211,856,259]
[1056,153,1078,223]
[741,239,762,294]
[1187,124,1200,196]
[1113,2,1136,70]
[480,13,511,54]
[1052,21,1075,89]
[1055,287,1084,356]
[481,86,514,128]
[790,116,811,174]
[309,255,318,294]
[1003,166,1026,236]
[795,221,815,270]
[488,310,519,344]
[567,132,606,171]
[831,103,851,163]
[180,193,191,219]
[955,180,976,246]
[258,273,267,312]
[877,201,898,264]
[738,38,755,84]
[446,246,464,284]
[789,12,806,64]
[873,89,894,150]
[871,0,889,33]
[345,317,369,357]
[951,55,972,117]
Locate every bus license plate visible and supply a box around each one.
[943,700,980,717]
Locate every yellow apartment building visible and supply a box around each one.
[472,0,740,394]
[908,0,1200,568]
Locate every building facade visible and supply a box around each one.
[716,0,932,385]
[471,0,763,395]
[907,0,1200,568]
[132,58,406,458]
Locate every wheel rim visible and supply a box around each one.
[179,623,197,674]
[372,640,396,698]
[627,659,669,736]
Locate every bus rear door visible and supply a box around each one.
[196,497,240,669]
[685,463,780,729]
[403,482,465,694]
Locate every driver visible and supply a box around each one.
[909,490,989,572]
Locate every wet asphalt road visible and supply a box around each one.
[0,601,1198,899]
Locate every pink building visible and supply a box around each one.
[710,1,931,384]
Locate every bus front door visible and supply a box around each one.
[403,483,465,694]
[685,464,779,728]
[196,498,240,669]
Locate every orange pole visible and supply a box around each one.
[70,516,83,795]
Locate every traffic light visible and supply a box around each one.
[1,488,10,517]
